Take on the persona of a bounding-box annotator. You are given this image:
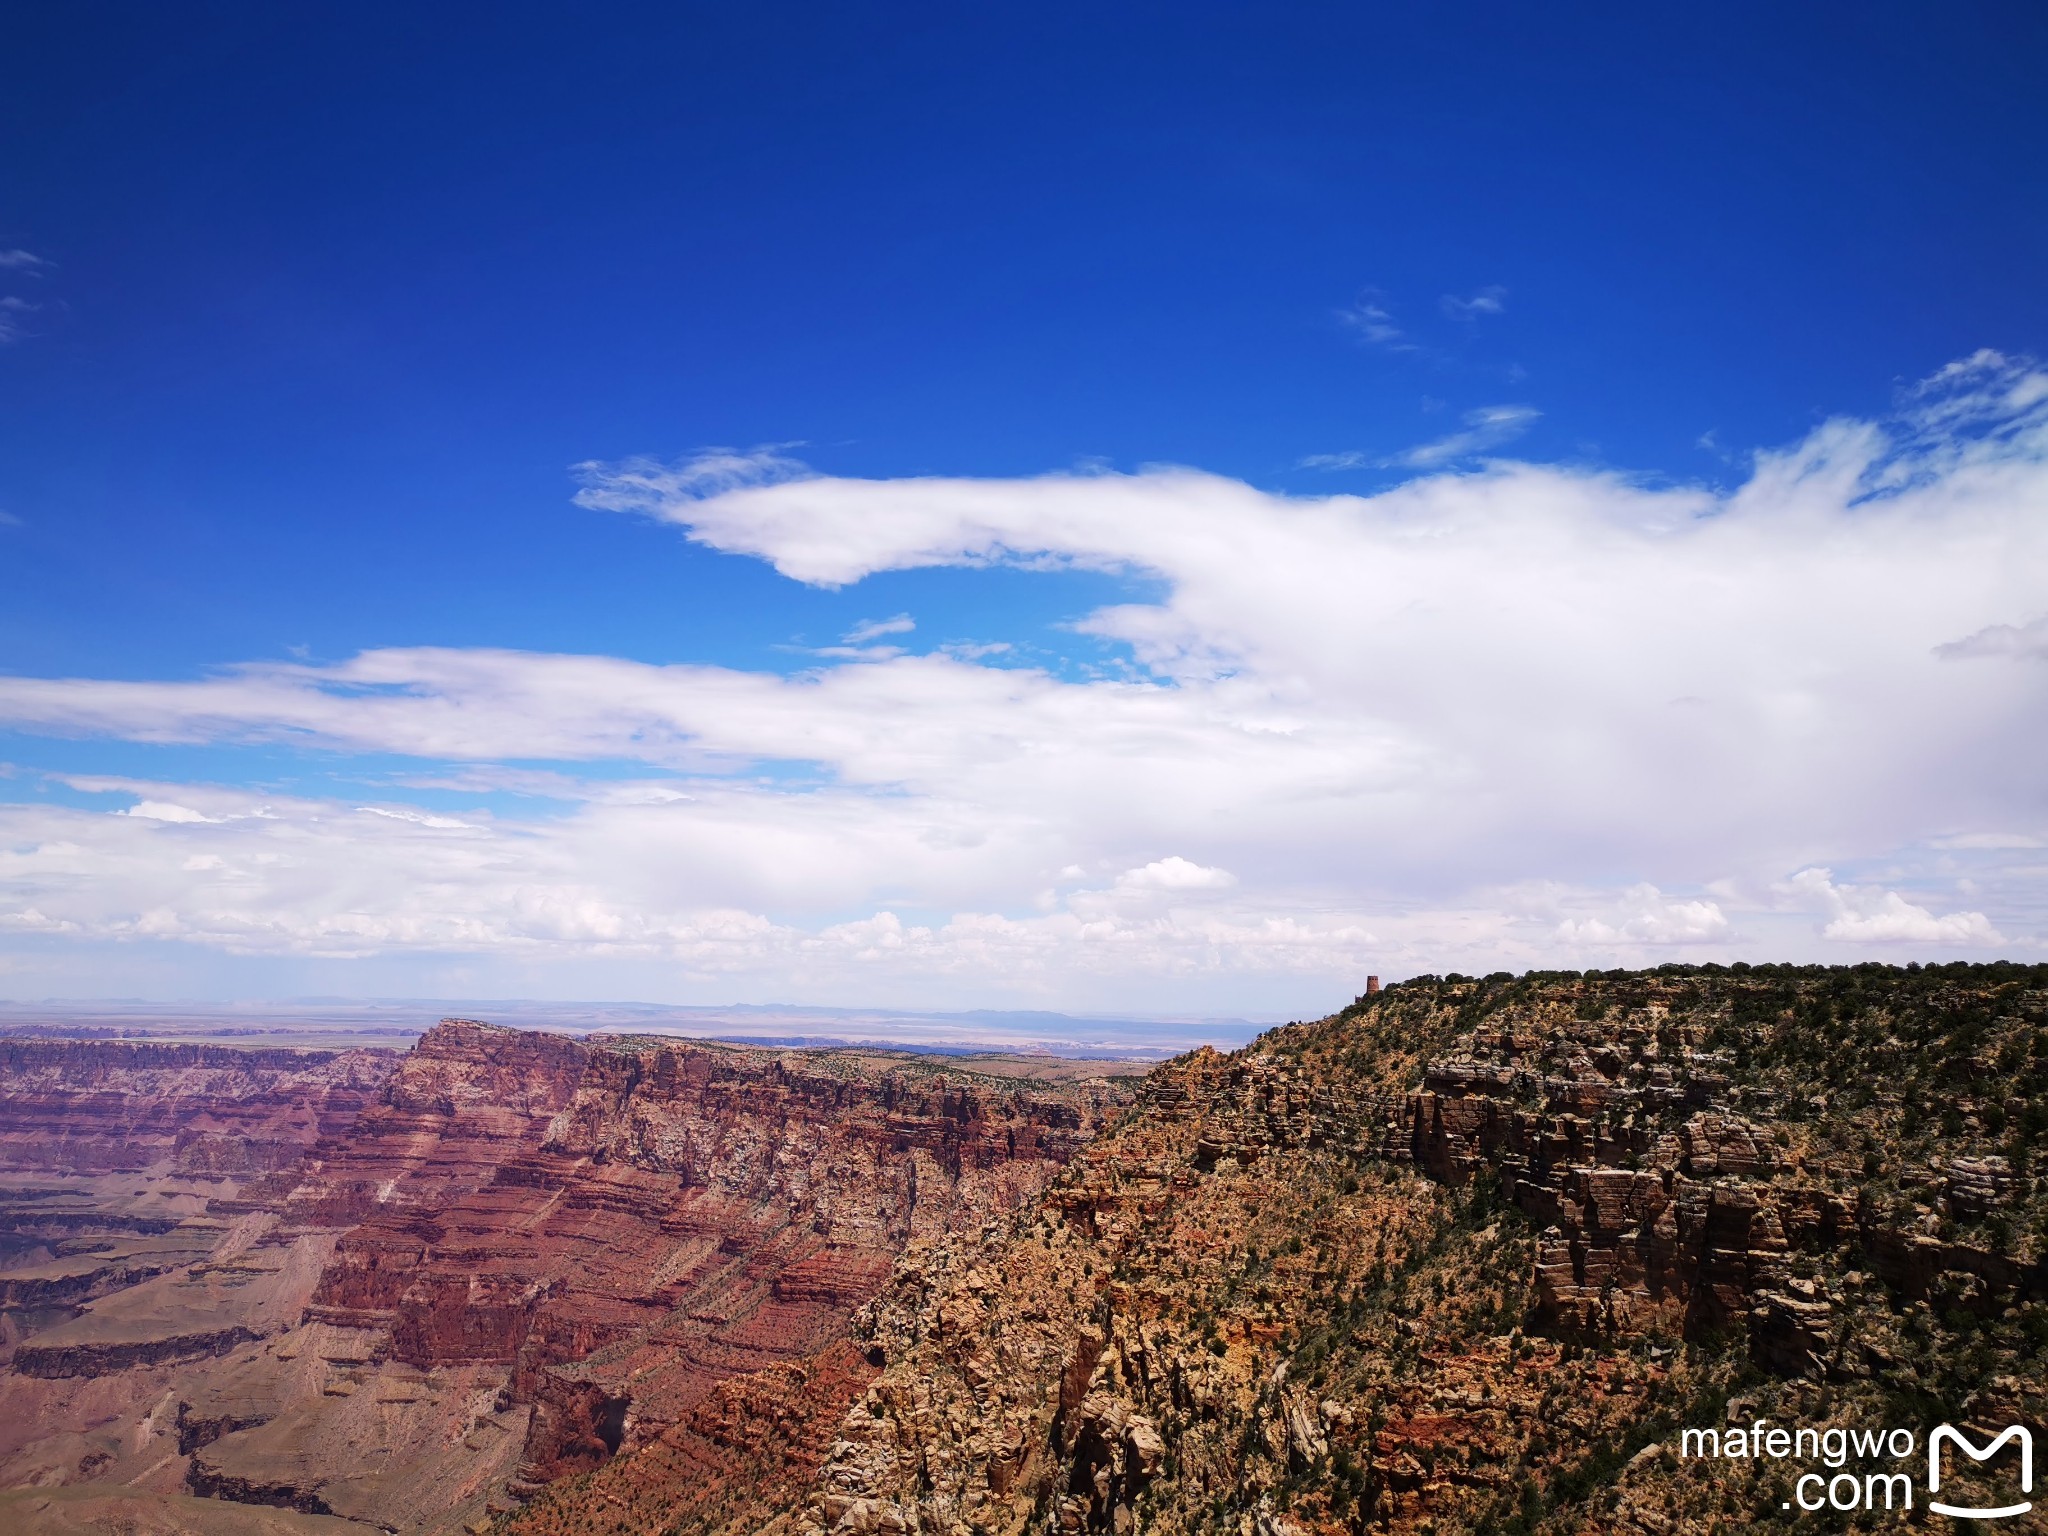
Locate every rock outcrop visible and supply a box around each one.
[790,964,2048,1536]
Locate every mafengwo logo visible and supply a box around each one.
[1680,1417,2034,1518]
[1928,1424,2033,1521]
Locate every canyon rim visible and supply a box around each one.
[1,964,2045,1534]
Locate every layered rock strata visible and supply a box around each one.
[0,1020,1131,1534]
[0,1040,398,1361]
[0,1039,394,1179]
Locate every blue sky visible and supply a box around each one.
[1,4,2045,1015]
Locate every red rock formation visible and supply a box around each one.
[0,1040,395,1178]
[281,1022,1123,1514]
[0,1018,1125,1531]
[0,1040,401,1369]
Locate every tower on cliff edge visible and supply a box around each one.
[1365,975,1380,994]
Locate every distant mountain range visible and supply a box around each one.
[0,996,1269,1058]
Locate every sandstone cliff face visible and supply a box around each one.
[794,966,2048,1536]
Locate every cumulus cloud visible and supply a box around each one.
[1115,857,1237,893]
[1554,884,1731,945]
[1,353,2045,1003]
[1787,868,2002,946]
[0,787,1373,985]
[119,800,225,824]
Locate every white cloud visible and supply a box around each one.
[571,444,810,514]
[1554,884,1731,945]
[1115,857,1237,893]
[355,805,481,830]
[0,250,51,346]
[0,789,1364,983]
[843,613,916,644]
[1302,406,1542,476]
[1441,285,1507,319]
[1787,868,2003,946]
[819,618,925,659]
[1,353,2045,1003]
[119,800,225,824]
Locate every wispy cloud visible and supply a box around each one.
[0,296,40,345]
[1334,290,1412,351]
[1301,400,1539,472]
[844,614,915,645]
[573,444,812,515]
[1441,284,1507,319]
[0,249,52,345]
[805,612,920,659]
[1387,403,1539,467]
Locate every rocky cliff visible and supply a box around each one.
[786,964,2048,1536]
[286,1020,1124,1524]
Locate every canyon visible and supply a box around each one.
[0,1021,1135,1535]
[1,964,2044,1535]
